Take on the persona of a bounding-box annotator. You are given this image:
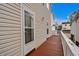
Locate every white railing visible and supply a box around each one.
[60,31,79,56]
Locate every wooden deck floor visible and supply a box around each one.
[28,35,64,56]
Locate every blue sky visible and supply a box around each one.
[51,3,79,24]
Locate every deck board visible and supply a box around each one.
[28,35,64,56]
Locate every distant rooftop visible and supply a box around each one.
[62,22,70,24]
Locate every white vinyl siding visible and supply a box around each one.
[0,3,21,56]
[76,18,79,43]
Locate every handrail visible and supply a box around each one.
[60,31,79,56]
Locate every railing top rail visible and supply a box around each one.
[61,31,79,56]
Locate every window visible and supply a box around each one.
[42,3,46,6]
[24,10,34,44]
[47,22,48,26]
[47,28,49,34]
[41,17,44,21]
[42,3,45,6]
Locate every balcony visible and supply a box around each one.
[27,31,79,56]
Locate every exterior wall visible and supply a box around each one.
[0,3,52,56]
[0,3,21,56]
[71,21,77,42]
[70,12,79,45]
[27,3,51,48]
[76,18,79,43]
[47,13,52,37]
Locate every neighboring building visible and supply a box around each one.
[0,3,52,56]
[62,22,71,31]
[57,24,62,30]
[52,25,56,30]
[70,11,79,45]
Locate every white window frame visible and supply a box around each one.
[21,4,35,55]
[24,9,34,44]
